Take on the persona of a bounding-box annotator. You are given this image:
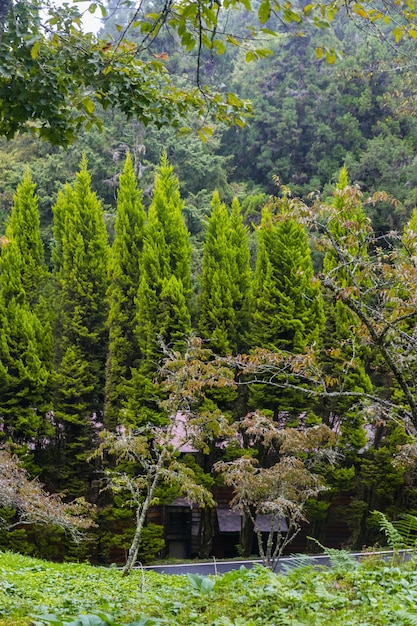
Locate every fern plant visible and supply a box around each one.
[372,510,417,550]
[307,537,358,573]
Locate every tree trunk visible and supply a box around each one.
[122,451,166,576]
[240,510,254,557]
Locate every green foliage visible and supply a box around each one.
[249,201,325,419]
[51,158,109,493]
[0,236,50,442]
[105,152,146,428]
[198,192,249,355]
[373,511,417,551]
[5,551,417,625]
[127,155,191,426]
[250,202,324,353]
[186,573,215,595]
[320,168,373,455]
[0,0,251,145]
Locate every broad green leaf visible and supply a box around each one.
[245,50,257,62]
[260,27,279,35]
[197,126,213,142]
[303,3,315,15]
[254,47,273,57]
[393,26,403,42]
[258,0,271,23]
[140,22,153,33]
[31,40,41,60]
[226,35,240,45]
[226,92,242,106]
[326,49,337,64]
[352,4,369,18]
[181,32,196,51]
[83,99,95,115]
[213,39,226,54]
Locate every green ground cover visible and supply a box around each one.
[1,551,417,625]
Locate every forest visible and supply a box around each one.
[1,0,417,572]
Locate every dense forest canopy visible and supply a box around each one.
[1,0,417,567]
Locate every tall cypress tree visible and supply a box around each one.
[249,202,325,422]
[229,197,252,353]
[104,153,146,428]
[51,157,109,492]
[251,204,324,352]
[198,192,237,356]
[127,154,191,425]
[7,168,47,306]
[0,188,50,445]
[198,193,251,355]
[321,168,372,453]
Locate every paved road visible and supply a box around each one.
[140,549,408,575]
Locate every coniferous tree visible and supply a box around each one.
[127,154,191,425]
[229,197,252,352]
[249,201,325,422]
[198,192,237,356]
[198,193,251,355]
[104,153,146,428]
[7,168,47,305]
[7,168,53,375]
[321,168,373,454]
[51,157,109,492]
[0,235,49,444]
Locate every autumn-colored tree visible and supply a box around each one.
[93,337,235,575]
[0,447,94,542]
[215,414,335,570]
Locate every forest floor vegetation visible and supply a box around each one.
[1,550,417,625]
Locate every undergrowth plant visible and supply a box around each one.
[373,511,417,551]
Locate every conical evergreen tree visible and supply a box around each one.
[0,237,49,443]
[7,168,47,306]
[198,192,237,356]
[51,157,109,492]
[249,202,325,422]
[198,193,251,355]
[0,170,53,445]
[127,155,191,425]
[229,197,252,353]
[251,205,323,352]
[104,153,146,428]
[148,152,191,301]
[321,168,373,454]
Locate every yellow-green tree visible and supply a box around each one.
[105,153,146,428]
